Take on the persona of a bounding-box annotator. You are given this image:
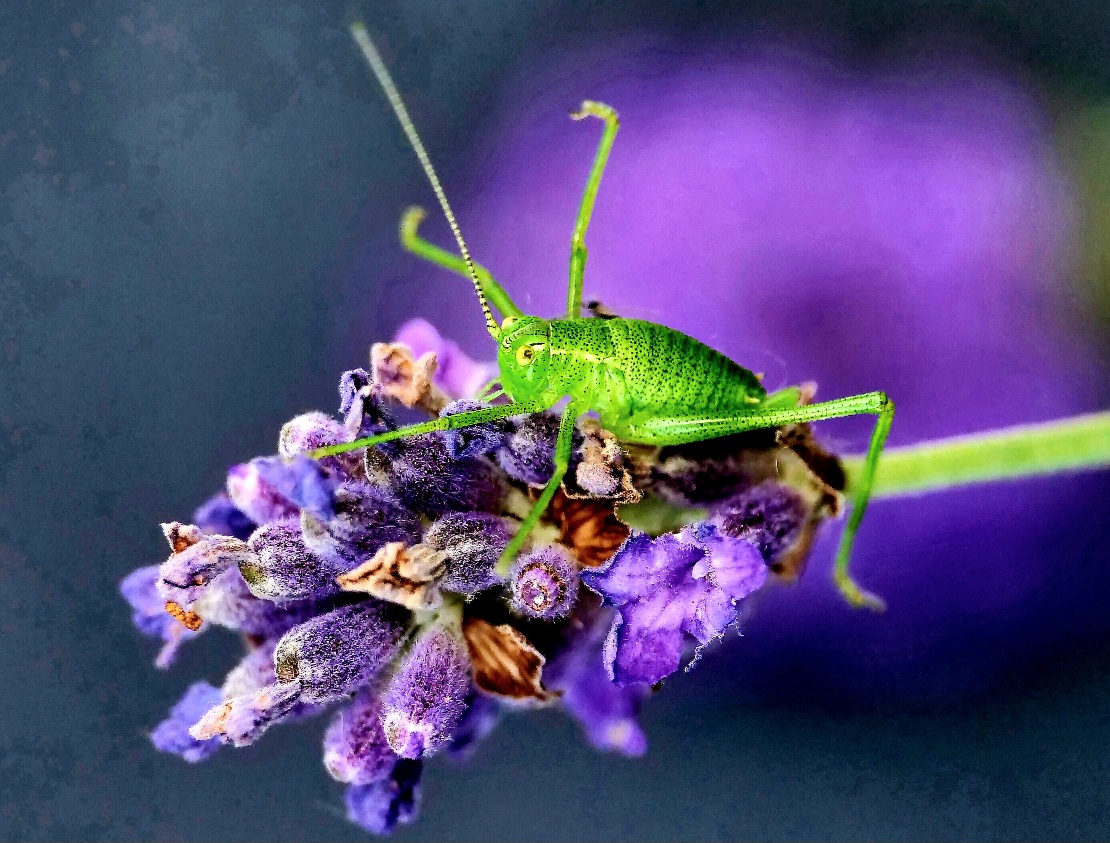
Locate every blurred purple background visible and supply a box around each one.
[367,35,1110,705]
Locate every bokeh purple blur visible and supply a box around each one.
[372,37,1110,704]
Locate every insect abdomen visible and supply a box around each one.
[604,319,765,415]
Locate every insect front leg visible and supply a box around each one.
[399,206,523,322]
[496,401,582,576]
[616,392,895,610]
[307,399,547,459]
[567,101,619,318]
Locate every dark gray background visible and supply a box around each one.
[3,1,1110,839]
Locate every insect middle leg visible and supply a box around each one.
[617,392,895,610]
[567,101,619,318]
[496,401,581,575]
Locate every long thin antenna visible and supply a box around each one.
[350,21,499,336]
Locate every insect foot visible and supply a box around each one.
[122,319,853,834]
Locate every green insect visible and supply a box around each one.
[312,22,896,610]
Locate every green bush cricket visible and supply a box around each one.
[311,22,896,610]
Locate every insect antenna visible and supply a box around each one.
[349,21,500,338]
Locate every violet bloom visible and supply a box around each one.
[583,525,768,685]
[408,43,1108,700]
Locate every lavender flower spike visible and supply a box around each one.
[273,600,409,703]
[381,628,470,759]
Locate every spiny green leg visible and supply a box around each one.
[617,391,895,610]
[833,394,895,610]
[307,399,546,459]
[496,401,581,576]
[567,101,619,318]
[399,207,523,321]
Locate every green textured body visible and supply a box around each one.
[502,317,767,443]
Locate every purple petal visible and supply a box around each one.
[192,493,256,541]
[344,760,422,835]
[226,460,300,525]
[582,531,700,606]
[685,523,768,601]
[604,602,687,686]
[150,681,224,762]
[251,455,338,521]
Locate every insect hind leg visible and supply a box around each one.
[617,391,895,610]
[567,102,619,318]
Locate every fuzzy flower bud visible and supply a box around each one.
[715,480,808,562]
[189,680,303,747]
[157,525,255,608]
[323,688,399,785]
[439,399,510,459]
[509,545,579,621]
[381,628,470,759]
[241,517,344,601]
[381,436,503,517]
[279,411,361,477]
[496,412,559,486]
[300,481,420,569]
[426,512,510,598]
[273,600,408,703]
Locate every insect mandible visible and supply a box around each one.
[310,21,896,610]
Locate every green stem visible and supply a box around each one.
[843,410,1110,499]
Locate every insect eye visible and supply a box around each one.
[516,346,535,365]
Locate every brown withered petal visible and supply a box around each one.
[336,541,444,611]
[768,516,820,582]
[547,490,630,569]
[164,600,203,631]
[461,616,551,702]
[564,419,641,504]
[370,342,448,414]
[778,423,847,497]
[161,522,203,554]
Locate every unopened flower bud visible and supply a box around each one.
[509,545,579,621]
[381,628,470,759]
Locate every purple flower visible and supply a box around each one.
[583,525,768,685]
[241,517,344,601]
[189,680,303,747]
[251,455,338,521]
[381,628,470,759]
[279,411,361,477]
[323,688,399,785]
[546,626,649,757]
[714,481,808,563]
[300,480,420,569]
[226,460,300,525]
[377,435,503,517]
[496,412,560,486]
[119,565,198,668]
[509,545,579,621]
[439,399,510,459]
[394,317,496,399]
[156,525,255,607]
[150,681,224,762]
[192,493,256,541]
[344,759,422,836]
[272,600,408,703]
[426,512,510,598]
